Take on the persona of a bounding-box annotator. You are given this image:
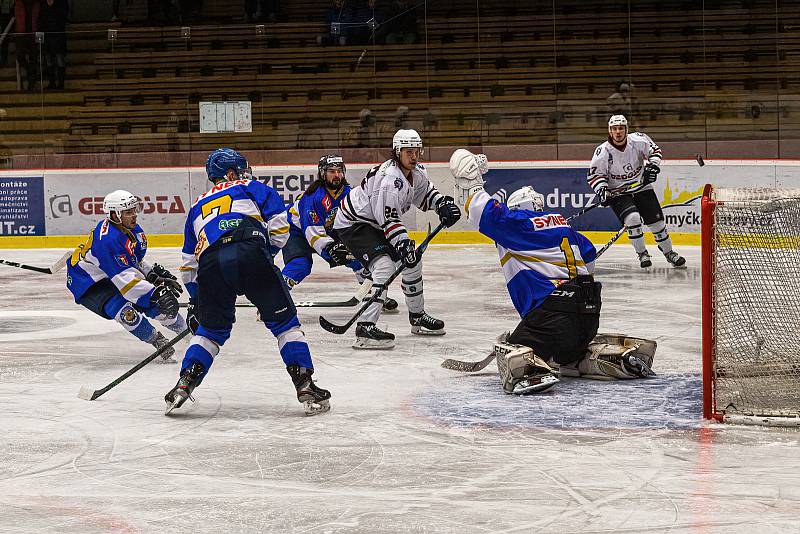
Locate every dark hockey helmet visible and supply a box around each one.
[318,154,346,189]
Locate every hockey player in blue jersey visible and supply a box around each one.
[449,149,656,395]
[66,190,186,362]
[165,148,331,416]
[281,154,399,312]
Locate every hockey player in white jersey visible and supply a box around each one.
[450,149,657,394]
[66,190,186,362]
[587,115,685,268]
[333,129,462,349]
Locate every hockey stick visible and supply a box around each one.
[77,328,191,401]
[177,280,372,308]
[0,250,72,275]
[566,180,646,223]
[319,223,445,334]
[441,350,496,372]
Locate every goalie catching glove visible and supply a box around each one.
[146,263,183,296]
[449,149,489,206]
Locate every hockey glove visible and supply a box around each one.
[323,242,355,267]
[395,238,419,269]
[597,186,612,207]
[146,263,183,296]
[186,298,200,334]
[642,163,660,184]
[435,196,462,228]
[492,188,508,203]
[151,285,179,319]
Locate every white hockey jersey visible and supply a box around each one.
[587,132,662,194]
[333,159,444,246]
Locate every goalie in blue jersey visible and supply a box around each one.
[66,190,186,362]
[165,148,331,416]
[449,149,657,395]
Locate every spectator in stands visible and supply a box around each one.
[15,0,39,91]
[394,105,409,130]
[0,0,13,67]
[318,0,352,46]
[382,0,417,45]
[607,81,636,122]
[38,0,67,90]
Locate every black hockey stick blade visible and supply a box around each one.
[319,223,445,335]
[78,328,191,401]
[0,258,53,274]
[441,351,496,372]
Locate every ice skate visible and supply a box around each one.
[353,322,395,349]
[164,362,205,414]
[638,251,652,268]
[382,296,399,314]
[664,250,686,268]
[410,312,445,336]
[151,331,176,363]
[287,365,331,416]
[510,373,560,395]
[622,354,656,378]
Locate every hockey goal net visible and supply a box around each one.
[702,184,800,426]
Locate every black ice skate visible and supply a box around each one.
[164,362,205,414]
[409,312,446,336]
[638,251,652,268]
[664,250,686,268]
[622,354,656,378]
[353,322,395,349]
[382,296,399,314]
[151,331,176,363]
[287,365,331,416]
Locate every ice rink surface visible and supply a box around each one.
[2,245,799,533]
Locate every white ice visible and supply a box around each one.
[1,245,799,533]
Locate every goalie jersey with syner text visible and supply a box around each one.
[465,190,597,316]
[180,179,289,298]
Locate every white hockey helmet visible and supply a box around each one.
[608,114,628,130]
[103,190,141,220]
[392,129,423,158]
[507,186,545,212]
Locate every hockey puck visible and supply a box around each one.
[696,154,705,166]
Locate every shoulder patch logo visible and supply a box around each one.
[394,177,404,191]
[115,254,130,267]
[309,210,319,224]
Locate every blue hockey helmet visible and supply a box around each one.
[205,148,249,182]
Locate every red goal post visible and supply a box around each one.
[702,184,800,426]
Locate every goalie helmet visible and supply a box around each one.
[103,190,141,220]
[205,148,249,182]
[392,129,423,158]
[507,186,545,212]
[608,114,628,130]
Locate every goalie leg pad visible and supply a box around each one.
[574,333,657,380]
[495,342,559,395]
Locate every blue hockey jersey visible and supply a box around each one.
[180,179,290,299]
[465,189,597,317]
[287,184,351,256]
[66,219,155,307]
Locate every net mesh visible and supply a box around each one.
[711,188,800,418]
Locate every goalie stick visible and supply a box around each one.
[77,328,191,401]
[0,250,72,275]
[177,280,372,308]
[319,222,444,335]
